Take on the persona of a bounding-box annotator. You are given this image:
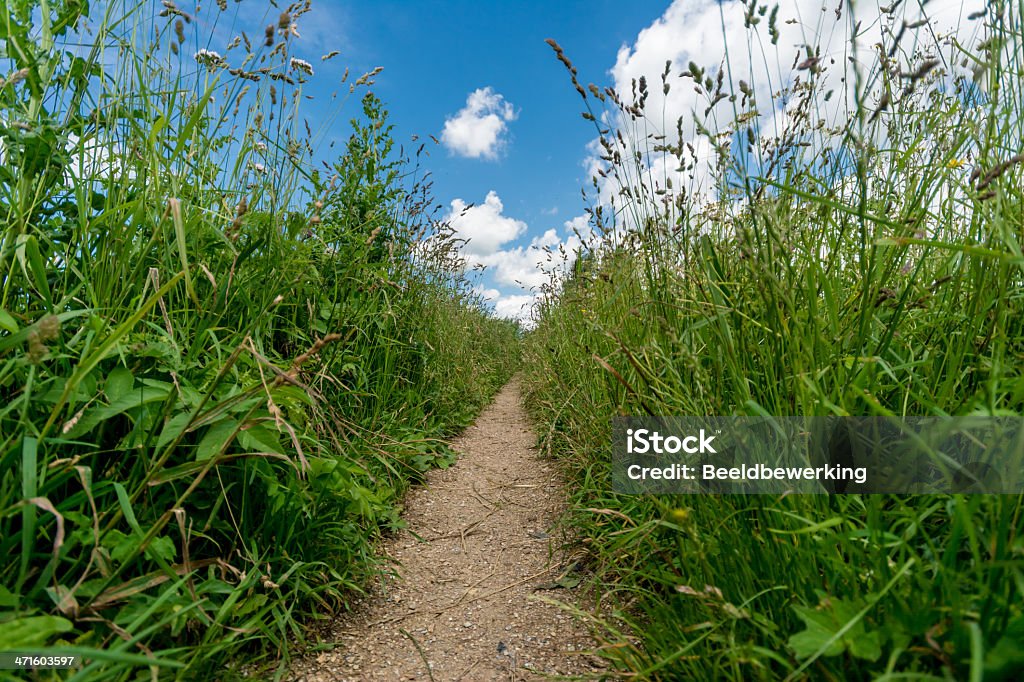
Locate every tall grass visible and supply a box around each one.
[527,2,1023,679]
[1,1,518,679]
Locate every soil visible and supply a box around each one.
[288,377,604,681]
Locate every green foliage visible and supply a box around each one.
[528,5,1024,681]
[0,1,518,679]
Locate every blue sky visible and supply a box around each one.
[321,0,668,214]
[239,0,673,320]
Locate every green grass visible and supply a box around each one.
[526,4,1024,680]
[1,1,518,679]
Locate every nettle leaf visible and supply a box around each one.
[100,528,175,566]
[789,605,846,658]
[850,628,882,662]
[102,529,139,564]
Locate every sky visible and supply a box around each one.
[267,0,986,324]
[63,0,993,323]
[268,0,673,322]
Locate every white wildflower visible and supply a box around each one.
[289,57,313,76]
[194,48,226,69]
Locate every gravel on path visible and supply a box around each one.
[289,377,604,681]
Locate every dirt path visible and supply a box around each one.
[289,378,603,681]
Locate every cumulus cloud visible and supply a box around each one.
[477,231,562,289]
[444,191,595,324]
[447,194,589,290]
[441,87,518,159]
[473,286,502,302]
[610,0,983,127]
[445,190,527,256]
[494,295,536,321]
[584,0,990,210]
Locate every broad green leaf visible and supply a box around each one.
[103,529,140,565]
[789,598,882,662]
[196,419,239,460]
[156,412,194,450]
[144,536,176,564]
[789,605,845,659]
[850,629,882,662]
[64,385,170,439]
[0,309,17,333]
[105,366,134,402]
[238,424,285,454]
[0,615,73,650]
[40,272,183,438]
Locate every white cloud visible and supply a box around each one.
[65,133,130,181]
[494,295,536,322]
[442,192,596,325]
[585,0,990,214]
[477,236,556,290]
[479,223,589,291]
[609,0,986,131]
[563,213,591,238]
[474,286,502,302]
[445,190,527,256]
[441,87,517,159]
[446,192,591,290]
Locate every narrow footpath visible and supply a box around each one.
[290,378,603,681]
